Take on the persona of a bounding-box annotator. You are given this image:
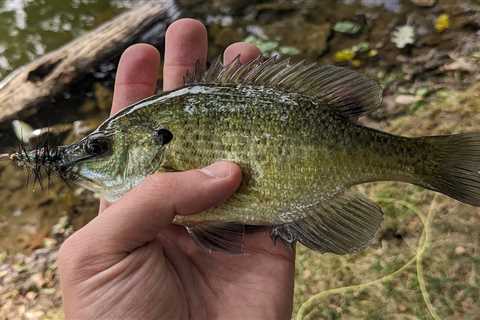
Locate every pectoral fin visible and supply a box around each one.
[272,191,383,254]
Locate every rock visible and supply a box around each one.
[25,310,45,320]
[16,305,26,316]
[303,269,312,279]
[395,95,420,105]
[410,0,437,7]
[42,237,57,249]
[455,246,466,255]
[266,17,331,56]
[441,57,476,72]
[31,272,46,289]
[25,291,38,301]
[334,21,362,35]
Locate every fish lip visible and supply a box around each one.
[58,140,116,184]
[56,143,96,173]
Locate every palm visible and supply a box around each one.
[108,227,294,320]
[164,227,294,319]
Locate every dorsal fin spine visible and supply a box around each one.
[276,59,306,86]
[184,55,383,120]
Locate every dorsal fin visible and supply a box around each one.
[185,56,383,119]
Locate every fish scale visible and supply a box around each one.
[151,86,398,223]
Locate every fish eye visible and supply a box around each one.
[85,134,111,156]
[153,128,173,145]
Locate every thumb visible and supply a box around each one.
[59,161,241,264]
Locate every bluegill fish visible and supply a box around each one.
[11,57,480,254]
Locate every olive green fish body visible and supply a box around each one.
[131,85,412,225]
[14,57,480,254]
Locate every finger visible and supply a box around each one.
[111,43,160,115]
[101,44,160,213]
[62,161,241,257]
[163,18,207,91]
[223,42,262,64]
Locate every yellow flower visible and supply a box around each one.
[435,14,450,32]
[334,49,355,62]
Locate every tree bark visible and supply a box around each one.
[0,0,179,123]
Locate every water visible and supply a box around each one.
[0,0,417,81]
[0,0,133,78]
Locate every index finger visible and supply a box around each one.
[111,43,161,115]
[100,44,160,213]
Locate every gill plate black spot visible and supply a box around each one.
[154,128,173,145]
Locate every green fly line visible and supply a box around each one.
[296,195,441,320]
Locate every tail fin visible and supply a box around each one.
[419,133,480,206]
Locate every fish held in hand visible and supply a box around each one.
[10,57,480,254]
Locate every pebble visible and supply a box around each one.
[31,273,46,288]
[0,216,68,319]
[410,0,437,7]
[25,291,38,301]
[455,246,466,255]
[25,310,45,320]
[395,95,420,105]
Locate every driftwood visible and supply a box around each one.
[0,0,180,123]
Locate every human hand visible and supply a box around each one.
[58,18,295,320]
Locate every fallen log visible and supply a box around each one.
[0,0,180,123]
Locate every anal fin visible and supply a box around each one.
[272,191,383,254]
[186,223,264,254]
